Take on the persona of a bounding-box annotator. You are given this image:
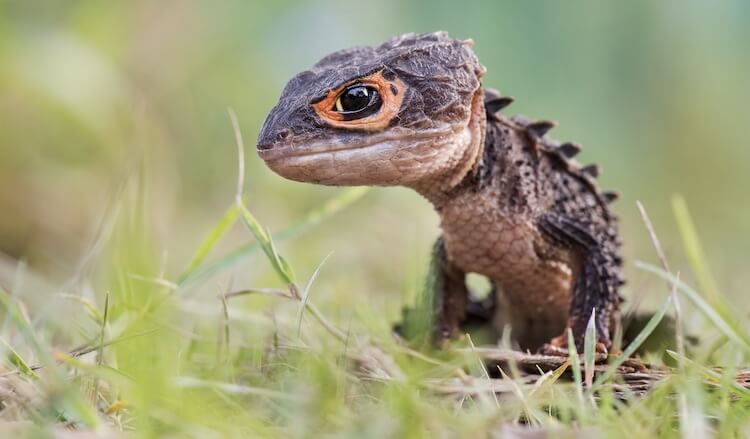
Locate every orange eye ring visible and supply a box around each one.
[312,70,405,131]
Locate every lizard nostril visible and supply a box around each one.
[257,129,291,151]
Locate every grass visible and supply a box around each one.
[0,132,749,438]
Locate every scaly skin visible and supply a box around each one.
[256,32,623,352]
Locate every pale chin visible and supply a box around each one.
[262,127,473,187]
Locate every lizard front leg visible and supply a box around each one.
[431,237,470,343]
[395,237,496,345]
[431,237,497,343]
[394,237,467,344]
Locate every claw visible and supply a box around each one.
[538,332,570,357]
[538,343,570,357]
[538,330,610,357]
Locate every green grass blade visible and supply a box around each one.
[666,350,750,397]
[636,261,750,352]
[280,186,368,238]
[237,201,295,284]
[583,309,596,389]
[0,293,50,365]
[0,336,37,378]
[567,329,584,409]
[177,187,367,289]
[672,195,722,305]
[58,354,136,387]
[296,253,333,337]
[267,228,297,283]
[56,293,104,324]
[177,241,262,289]
[178,204,239,283]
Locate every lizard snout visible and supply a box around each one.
[257,126,291,151]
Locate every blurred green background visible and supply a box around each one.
[0,0,748,316]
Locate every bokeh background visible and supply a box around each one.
[0,0,748,320]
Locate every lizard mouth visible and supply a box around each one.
[256,126,458,163]
[255,124,471,186]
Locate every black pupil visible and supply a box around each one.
[339,86,373,113]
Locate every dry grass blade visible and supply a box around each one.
[297,300,347,342]
[55,293,104,324]
[467,334,500,407]
[528,361,569,398]
[495,367,542,425]
[470,346,674,395]
[296,252,333,337]
[637,201,685,362]
[425,375,538,397]
[127,274,178,291]
[223,283,347,342]
[96,292,109,367]
[354,345,406,382]
[219,289,230,365]
[391,344,446,367]
[223,288,292,299]
[174,376,292,400]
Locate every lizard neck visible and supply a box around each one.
[409,89,487,208]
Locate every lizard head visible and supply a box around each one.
[257,32,486,190]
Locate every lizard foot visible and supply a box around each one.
[537,331,609,357]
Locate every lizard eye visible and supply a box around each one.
[312,70,404,131]
[332,85,382,119]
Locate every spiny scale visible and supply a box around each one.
[487,97,620,222]
[581,164,600,178]
[485,96,514,113]
[526,120,557,138]
[484,88,515,114]
[602,191,619,203]
[557,142,582,158]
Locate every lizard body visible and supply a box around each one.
[257,32,623,351]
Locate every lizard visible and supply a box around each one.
[256,32,624,353]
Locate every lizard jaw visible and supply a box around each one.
[257,126,455,161]
[257,124,475,187]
